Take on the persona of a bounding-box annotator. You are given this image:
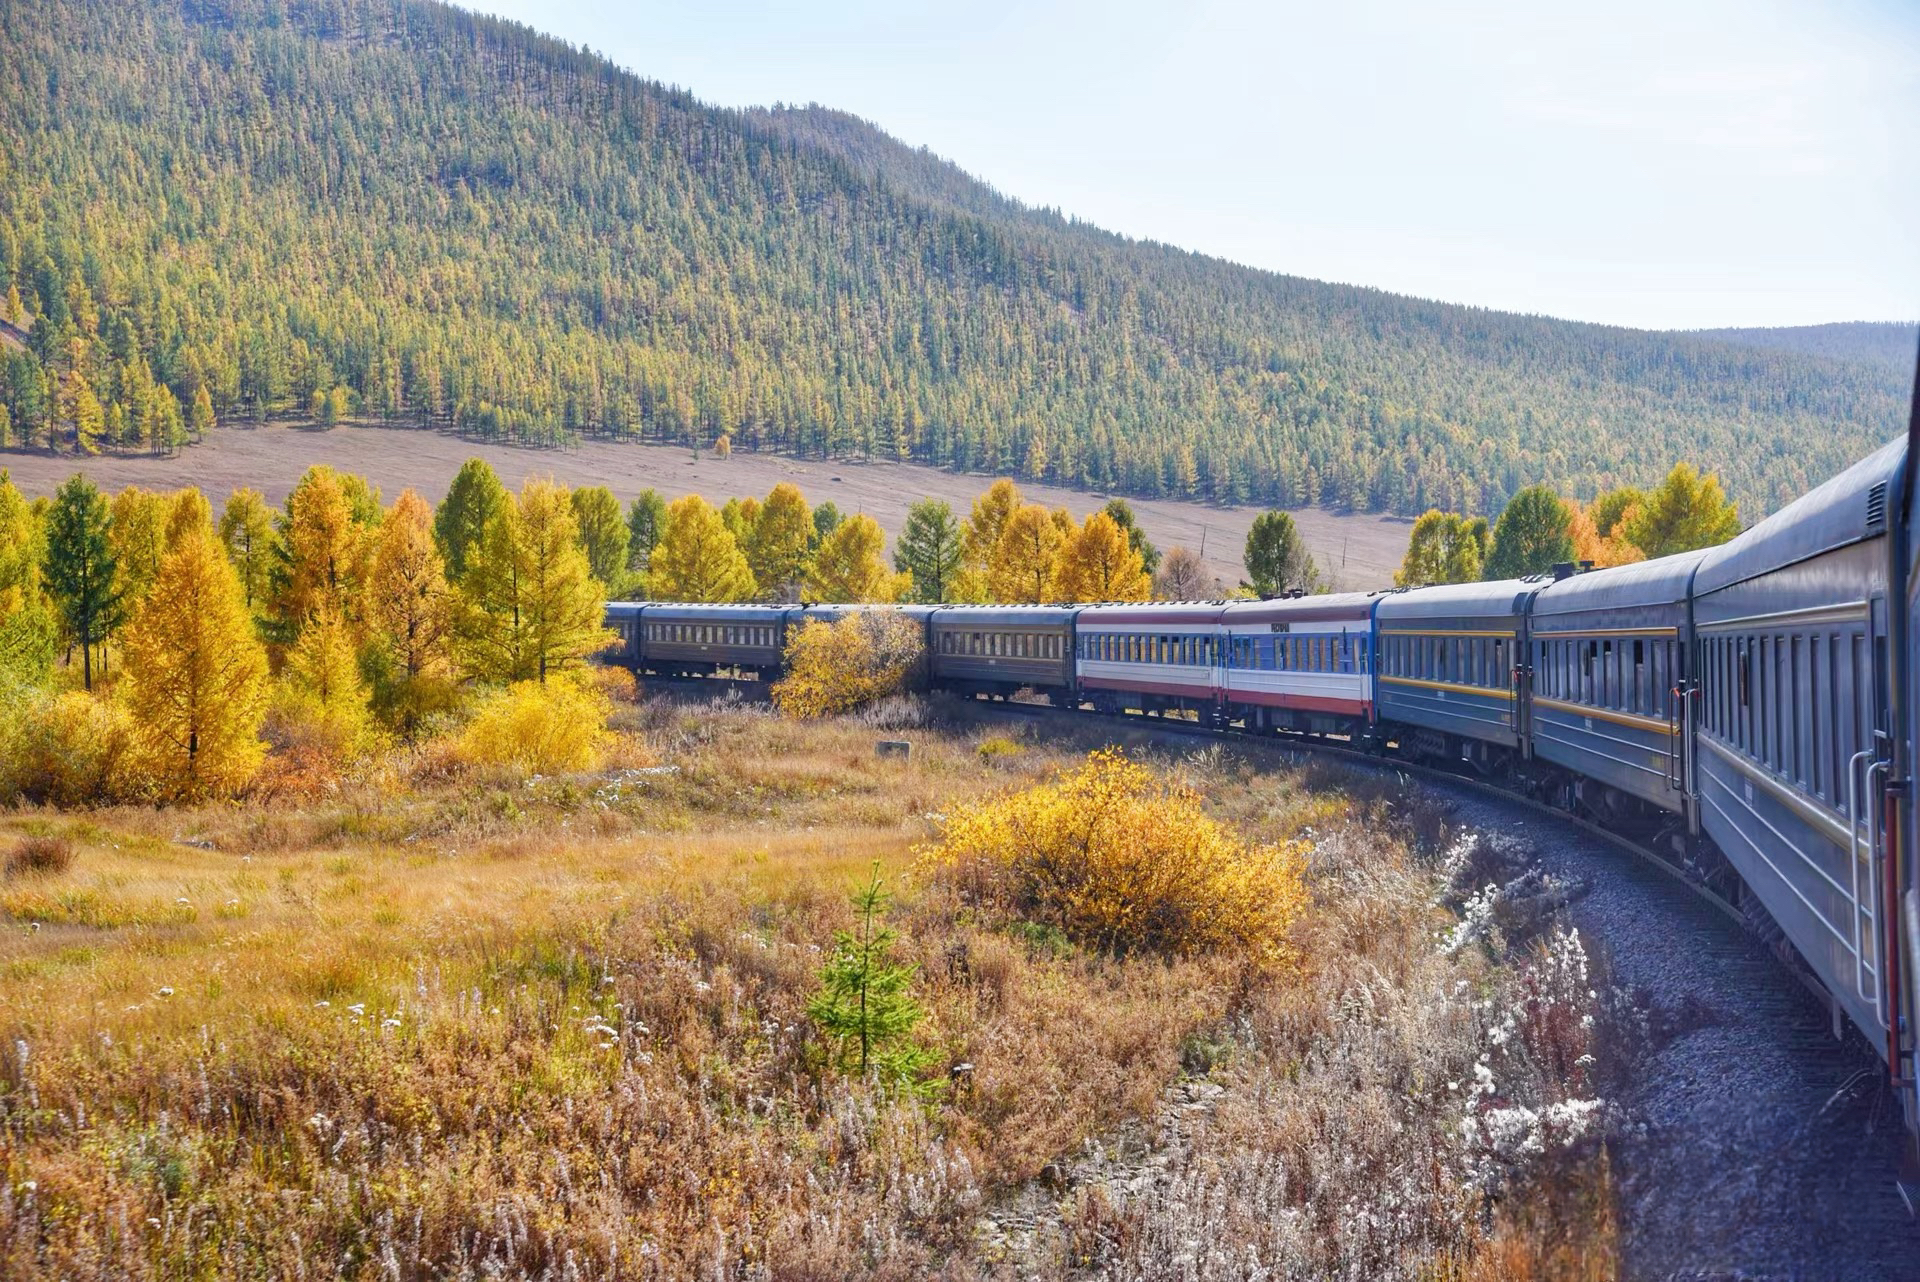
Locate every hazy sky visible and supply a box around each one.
[468,0,1918,331]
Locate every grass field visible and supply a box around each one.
[0,424,1415,591]
[0,693,1612,1278]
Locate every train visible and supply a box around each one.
[605,431,1920,1130]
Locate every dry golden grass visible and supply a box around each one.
[0,692,1614,1279]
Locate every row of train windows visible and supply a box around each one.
[936,631,1065,660]
[1224,634,1366,673]
[1079,633,1215,666]
[1701,629,1876,809]
[1533,637,1676,720]
[648,623,777,648]
[1378,633,1509,690]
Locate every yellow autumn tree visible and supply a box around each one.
[218,488,278,614]
[165,488,213,548]
[648,494,755,602]
[276,600,372,759]
[922,750,1307,962]
[962,478,1023,573]
[1051,511,1151,602]
[119,527,271,799]
[771,612,925,718]
[276,466,373,636]
[745,481,812,599]
[516,477,612,681]
[806,513,907,602]
[369,489,453,683]
[1567,501,1645,569]
[989,504,1067,603]
[108,486,169,606]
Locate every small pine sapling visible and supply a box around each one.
[807,862,932,1091]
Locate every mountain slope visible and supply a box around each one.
[0,0,1907,518]
[1687,322,1917,371]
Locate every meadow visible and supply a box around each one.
[0,692,1615,1279]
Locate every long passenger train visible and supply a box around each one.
[606,428,1920,1131]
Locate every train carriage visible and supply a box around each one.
[1219,593,1377,736]
[927,606,1078,700]
[1528,551,1708,823]
[1693,437,1907,1055]
[1074,603,1228,718]
[627,602,803,677]
[1375,580,1541,767]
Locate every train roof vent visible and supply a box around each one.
[1866,481,1889,533]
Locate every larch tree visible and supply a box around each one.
[648,494,755,603]
[1484,485,1576,579]
[807,513,903,603]
[989,504,1067,603]
[433,457,507,583]
[369,488,452,684]
[746,482,813,599]
[454,499,532,681]
[43,474,121,690]
[517,478,611,681]
[1623,463,1741,558]
[218,488,278,613]
[1244,511,1315,598]
[625,489,669,579]
[569,485,630,588]
[119,526,269,799]
[893,497,963,602]
[1101,498,1160,575]
[280,599,371,756]
[1051,511,1150,602]
[810,500,844,551]
[276,466,371,636]
[0,471,40,618]
[188,384,215,439]
[62,368,103,455]
[108,487,169,606]
[165,488,213,548]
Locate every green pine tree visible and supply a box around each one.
[806,862,931,1089]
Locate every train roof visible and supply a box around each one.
[1220,592,1378,624]
[1695,437,1905,596]
[929,605,1080,626]
[628,602,800,622]
[1375,579,1542,621]
[1531,549,1710,617]
[1075,602,1231,625]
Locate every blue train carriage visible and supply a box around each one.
[1527,551,1710,831]
[1375,580,1542,770]
[623,602,805,678]
[1074,603,1228,720]
[602,600,646,666]
[927,605,1079,701]
[1693,436,1908,1057]
[1218,593,1378,738]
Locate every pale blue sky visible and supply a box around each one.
[469,0,1919,331]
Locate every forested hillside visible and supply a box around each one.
[0,0,1907,518]
[1688,322,1917,370]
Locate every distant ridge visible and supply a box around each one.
[1685,322,1918,370]
[0,0,1908,519]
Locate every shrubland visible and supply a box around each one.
[0,690,1620,1279]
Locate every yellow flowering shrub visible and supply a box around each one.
[923,749,1308,962]
[0,689,131,806]
[457,675,611,773]
[771,613,924,718]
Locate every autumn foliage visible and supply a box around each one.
[771,612,925,718]
[924,749,1308,962]
[456,674,612,773]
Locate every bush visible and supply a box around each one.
[923,749,1308,962]
[0,689,130,807]
[457,676,611,773]
[975,735,1023,761]
[772,613,924,718]
[5,834,74,878]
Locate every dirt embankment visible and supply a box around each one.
[0,422,1415,590]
